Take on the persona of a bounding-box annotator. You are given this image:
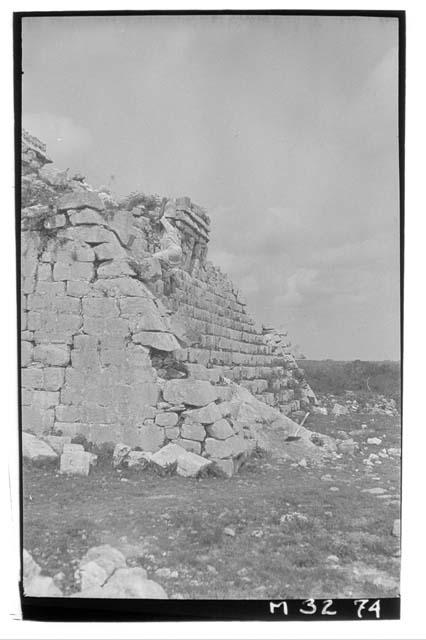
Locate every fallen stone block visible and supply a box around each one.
[23,549,41,581]
[74,568,167,598]
[204,437,234,459]
[211,458,234,477]
[163,379,218,407]
[42,435,72,454]
[24,574,62,597]
[206,418,234,440]
[63,443,84,452]
[77,560,109,591]
[60,450,93,475]
[79,545,126,578]
[23,432,58,463]
[150,442,211,477]
[172,438,201,455]
[126,451,153,468]
[184,402,222,425]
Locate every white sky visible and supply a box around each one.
[22,15,400,360]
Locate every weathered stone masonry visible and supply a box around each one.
[20,131,318,475]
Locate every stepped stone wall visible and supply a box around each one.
[20,132,316,468]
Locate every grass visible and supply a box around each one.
[23,412,400,599]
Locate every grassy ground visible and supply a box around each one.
[23,411,401,599]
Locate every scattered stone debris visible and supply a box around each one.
[367,437,382,445]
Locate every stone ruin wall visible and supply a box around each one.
[20,131,316,467]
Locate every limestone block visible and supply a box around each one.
[206,419,234,440]
[212,458,234,477]
[60,450,92,475]
[100,349,128,367]
[78,560,109,591]
[22,432,58,462]
[21,367,43,389]
[23,549,41,582]
[173,438,202,455]
[24,575,62,597]
[55,405,81,422]
[43,435,72,454]
[180,422,206,441]
[54,422,90,439]
[73,335,99,350]
[93,237,127,262]
[57,190,105,212]
[97,260,136,278]
[74,570,167,599]
[155,412,179,427]
[107,210,134,245]
[74,244,95,262]
[129,309,167,333]
[37,263,52,281]
[137,424,165,452]
[63,443,84,452]
[82,297,119,318]
[32,390,60,409]
[53,262,94,282]
[204,437,234,459]
[150,442,211,477]
[67,281,92,297]
[185,363,210,380]
[33,311,82,344]
[163,379,218,407]
[69,207,105,225]
[22,276,35,294]
[35,281,66,298]
[165,426,179,440]
[133,331,180,352]
[184,402,222,425]
[93,277,153,298]
[215,386,233,402]
[89,424,120,444]
[22,406,54,434]
[21,341,33,367]
[59,226,115,245]
[83,316,129,337]
[33,344,70,366]
[228,435,249,456]
[126,451,153,468]
[27,312,41,330]
[43,367,65,391]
